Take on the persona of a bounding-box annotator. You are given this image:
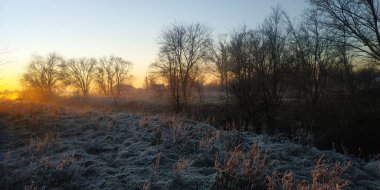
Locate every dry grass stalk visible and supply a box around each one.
[281,171,295,190]
[309,156,351,190]
[200,130,220,149]
[42,154,76,170]
[224,145,244,174]
[174,157,189,179]
[142,181,149,190]
[243,143,269,180]
[267,171,280,190]
[154,152,161,172]
[213,143,270,189]
[153,124,162,145]
[28,133,58,154]
[139,115,150,128]
[158,115,176,128]
[157,115,187,145]
[271,155,351,190]
[170,120,187,146]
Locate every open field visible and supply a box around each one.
[0,101,379,189]
[2,0,380,189]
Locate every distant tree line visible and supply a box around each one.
[20,1,380,133]
[10,0,378,159]
[150,1,380,134]
[21,53,133,104]
[18,0,380,155]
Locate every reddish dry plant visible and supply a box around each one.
[174,157,189,179]
[224,145,244,174]
[96,114,119,128]
[215,143,270,183]
[28,133,58,154]
[158,115,176,128]
[153,124,162,145]
[243,144,270,181]
[309,156,351,190]
[154,152,161,172]
[149,152,161,188]
[172,122,186,145]
[157,115,187,145]
[0,101,38,116]
[267,171,280,190]
[269,155,352,190]
[139,116,150,128]
[213,143,270,189]
[281,171,296,190]
[142,181,149,190]
[42,154,77,170]
[214,144,350,189]
[108,116,119,128]
[199,130,220,149]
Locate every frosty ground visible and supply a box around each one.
[0,102,379,189]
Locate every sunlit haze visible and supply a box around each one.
[0,0,307,90]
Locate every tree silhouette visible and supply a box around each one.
[309,0,380,63]
[22,53,64,101]
[94,56,133,104]
[211,35,231,102]
[286,8,335,107]
[150,22,212,112]
[62,58,97,96]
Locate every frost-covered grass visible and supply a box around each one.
[0,101,379,189]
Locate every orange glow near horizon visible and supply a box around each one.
[0,60,219,93]
[0,0,307,95]
[0,77,21,91]
[0,91,19,100]
[0,62,147,92]
[0,70,219,98]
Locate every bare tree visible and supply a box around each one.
[228,27,263,119]
[259,7,289,129]
[62,58,97,96]
[94,56,133,104]
[286,8,335,107]
[150,22,212,112]
[333,26,356,94]
[211,35,231,101]
[22,53,64,100]
[308,0,380,63]
[227,8,289,130]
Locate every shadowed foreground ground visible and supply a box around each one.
[0,102,379,189]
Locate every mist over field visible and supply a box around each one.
[1,0,380,189]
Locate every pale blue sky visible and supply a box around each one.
[0,0,307,89]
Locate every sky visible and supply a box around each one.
[0,0,308,90]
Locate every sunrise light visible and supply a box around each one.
[0,0,379,189]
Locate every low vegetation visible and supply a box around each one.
[0,101,379,189]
